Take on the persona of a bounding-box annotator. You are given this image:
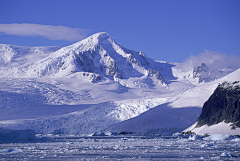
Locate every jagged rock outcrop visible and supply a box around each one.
[196,81,240,129]
[191,63,237,84]
[193,63,209,83]
[146,69,166,85]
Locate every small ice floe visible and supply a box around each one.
[89,131,118,136]
[0,148,23,153]
[220,152,232,157]
[28,146,37,150]
[231,138,240,143]
[90,131,107,136]
[200,143,214,148]
[203,134,235,141]
[104,131,118,136]
[211,156,221,160]
[210,150,238,159]
[200,156,210,159]
[66,141,74,144]
[172,132,184,137]
[188,135,202,140]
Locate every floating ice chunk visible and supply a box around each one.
[90,131,118,136]
[172,132,184,137]
[220,152,232,157]
[188,135,202,140]
[200,156,210,159]
[200,143,213,148]
[90,132,106,136]
[231,138,240,143]
[28,146,37,150]
[203,134,235,140]
[66,142,74,144]
[104,131,118,136]
[0,148,23,153]
[211,156,220,159]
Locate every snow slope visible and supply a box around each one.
[185,122,240,135]
[0,44,60,67]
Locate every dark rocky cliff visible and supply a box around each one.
[196,81,240,129]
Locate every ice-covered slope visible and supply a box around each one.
[0,98,169,134]
[107,68,240,135]
[0,44,60,67]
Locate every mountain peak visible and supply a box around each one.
[68,32,114,51]
[84,32,114,44]
[92,32,110,38]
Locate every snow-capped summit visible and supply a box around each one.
[64,32,115,52]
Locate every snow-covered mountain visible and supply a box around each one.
[0,32,240,135]
[0,32,171,86]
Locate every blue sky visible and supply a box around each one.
[0,0,240,62]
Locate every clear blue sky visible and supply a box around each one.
[0,0,240,62]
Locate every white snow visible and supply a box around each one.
[185,122,240,135]
[203,134,236,141]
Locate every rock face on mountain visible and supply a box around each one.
[193,63,209,83]
[191,62,238,84]
[196,81,240,129]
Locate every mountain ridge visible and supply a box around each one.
[0,32,167,86]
